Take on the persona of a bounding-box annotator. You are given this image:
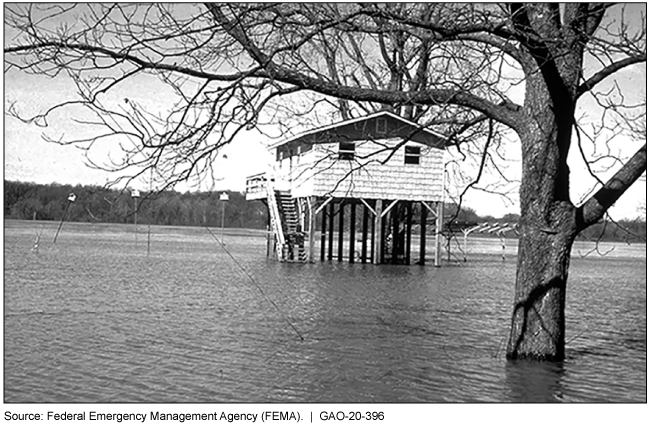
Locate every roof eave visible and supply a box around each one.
[267,110,450,150]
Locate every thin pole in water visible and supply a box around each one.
[220,192,229,245]
[53,193,76,244]
[147,169,153,255]
[132,189,140,247]
[221,202,225,241]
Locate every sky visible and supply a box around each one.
[2,3,647,220]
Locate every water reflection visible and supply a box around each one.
[505,360,566,402]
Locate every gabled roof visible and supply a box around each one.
[269,110,448,150]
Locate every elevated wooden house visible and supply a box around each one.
[246,111,447,265]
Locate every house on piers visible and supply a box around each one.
[245,110,447,265]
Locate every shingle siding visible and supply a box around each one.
[279,138,444,202]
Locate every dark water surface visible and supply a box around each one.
[3,221,646,402]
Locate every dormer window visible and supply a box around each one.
[405,146,421,165]
[339,142,355,160]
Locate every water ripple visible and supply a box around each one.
[4,221,646,402]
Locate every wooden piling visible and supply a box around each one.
[419,202,427,265]
[405,201,412,265]
[373,200,383,264]
[265,204,270,258]
[391,202,399,264]
[308,197,316,263]
[328,201,334,260]
[320,202,327,261]
[380,211,387,264]
[370,200,376,264]
[337,199,344,262]
[435,200,443,267]
[361,202,369,264]
[349,200,356,263]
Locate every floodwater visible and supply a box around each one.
[3,220,646,402]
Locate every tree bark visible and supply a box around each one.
[506,215,576,360]
[505,49,579,359]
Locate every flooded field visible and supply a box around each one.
[3,220,646,402]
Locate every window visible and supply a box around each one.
[405,146,421,165]
[376,117,387,134]
[339,142,355,160]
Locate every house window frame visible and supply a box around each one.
[404,145,421,165]
[376,117,387,134]
[339,141,356,160]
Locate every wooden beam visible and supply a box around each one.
[373,200,383,264]
[328,201,334,260]
[405,201,412,265]
[370,200,376,263]
[361,202,369,264]
[391,202,399,264]
[314,196,334,216]
[435,201,443,267]
[349,200,356,263]
[419,202,427,265]
[380,199,400,218]
[359,198,377,216]
[308,197,316,263]
[266,201,273,258]
[337,199,345,262]
[420,200,438,217]
[320,202,326,261]
[380,212,387,264]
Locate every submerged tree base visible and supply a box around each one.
[506,351,565,362]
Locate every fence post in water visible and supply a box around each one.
[500,233,506,261]
[132,189,140,247]
[53,193,76,244]
[147,210,152,256]
[463,230,469,262]
[220,192,229,245]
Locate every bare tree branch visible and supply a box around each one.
[578,55,647,97]
[578,143,647,230]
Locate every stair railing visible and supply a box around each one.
[265,178,286,260]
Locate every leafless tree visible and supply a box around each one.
[5,3,646,360]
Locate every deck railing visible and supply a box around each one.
[245,172,273,200]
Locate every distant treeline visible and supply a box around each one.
[4,180,268,229]
[4,180,646,243]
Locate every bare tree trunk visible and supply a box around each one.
[507,225,576,360]
[506,73,579,360]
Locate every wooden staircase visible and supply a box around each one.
[276,190,306,262]
[267,187,306,262]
